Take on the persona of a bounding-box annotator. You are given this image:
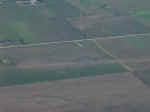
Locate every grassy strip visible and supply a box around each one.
[0,63,127,86]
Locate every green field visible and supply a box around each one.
[0,63,127,86]
[130,10,150,27]
[124,35,150,51]
[1,0,150,44]
[0,0,82,43]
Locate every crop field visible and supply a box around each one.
[96,34,150,59]
[0,0,82,43]
[1,33,150,86]
[0,39,128,86]
[0,0,150,111]
[0,32,150,85]
[0,63,127,86]
[0,73,150,112]
[0,40,113,65]
[66,0,150,15]
[0,0,150,44]
[70,15,150,37]
[67,0,150,37]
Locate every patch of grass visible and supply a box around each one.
[130,10,150,25]
[124,36,150,51]
[0,63,127,86]
[13,22,36,43]
[132,11,150,18]
[79,0,101,5]
[0,0,81,43]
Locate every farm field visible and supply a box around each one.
[0,39,127,86]
[67,0,150,37]
[1,33,150,86]
[0,32,150,112]
[0,63,126,86]
[70,15,150,37]
[96,33,150,59]
[0,40,112,64]
[0,0,82,43]
[0,0,150,111]
[0,73,150,112]
[66,0,150,15]
[0,0,150,44]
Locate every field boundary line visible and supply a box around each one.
[0,32,150,49]
[93,39,133,72]
[10,58,150,69]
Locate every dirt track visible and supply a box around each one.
[0,33,149,49]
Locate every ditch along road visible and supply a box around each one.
[0,33,149,49]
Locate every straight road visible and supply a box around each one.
[0,33,149,49]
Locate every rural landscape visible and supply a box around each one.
[0,0,150,111]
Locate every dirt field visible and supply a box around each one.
[0,40,112,67]
[0,72,149,112]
